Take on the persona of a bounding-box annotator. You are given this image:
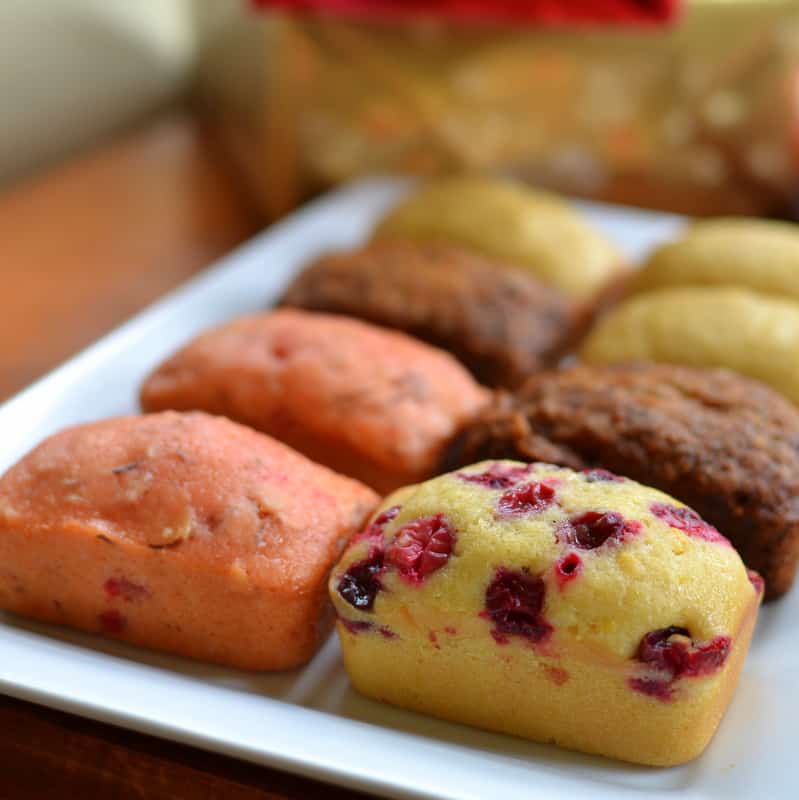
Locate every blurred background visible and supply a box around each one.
[1,0,798,395]
[3,0,799,216]
[0,0,194,185]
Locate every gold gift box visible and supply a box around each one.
[195,0,799,218]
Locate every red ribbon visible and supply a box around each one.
[250,0,680,26]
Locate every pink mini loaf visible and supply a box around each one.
[140,310,491,493]
[0,412,378,670]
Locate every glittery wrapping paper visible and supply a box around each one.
[196,0,799,218]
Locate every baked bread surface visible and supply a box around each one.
[633,218,799,301]
[140,309,490,493]
[0,411,378,669]
[330,460,760,765]
[445,363,799,598]
[580,287,799,405]
[374,176,624,299]
[282,239,586,388]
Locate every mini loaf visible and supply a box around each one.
[445,362,799,599]
[373,176,624,299]
[632,218,799,302]
[140,310,490,493]
[281,240,587,388]
[330,461,761,766]
[0,412,378,670]
[579,287,799,405]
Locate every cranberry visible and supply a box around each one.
[748,570,765,595]
[103,577,148,602]
[98,610,126,634]
[337,616,396,639]
[632,626,731,702]
[555,552,582,587]
[497,482,557,516]
[352,505,401,543]
[387,514,455,584]
[686,637,731,676]
[544,666,570,686]
[637,626,693,674]
[582,468,624,483]
[650,502,730,545]
[628,677,674,701]
[483,568,552,645]
[337,551,384,610]
[374,506,401,526]
[338,617,373,635]
[459,463,532,489]
[559,511,640,550]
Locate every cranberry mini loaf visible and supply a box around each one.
[281,240,587,388]
[0,412,378,669]
[140,310,490,493]
[445,363,799,599]
[330,461,761,766]
[373,176,624,299]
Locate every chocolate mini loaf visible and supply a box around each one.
[445,363,799,599]
[281,240,587,388]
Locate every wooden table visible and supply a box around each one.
[0,111,372,800]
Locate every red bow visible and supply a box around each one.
[249,0,680,26]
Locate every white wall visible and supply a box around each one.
[0,0,196,184]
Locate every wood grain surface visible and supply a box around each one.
[0,111,376,800]
[0,695,370,800]
[0,111,260,400]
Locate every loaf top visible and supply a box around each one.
[141,309,490,476]
[443,363,799,598]
[373,177,623,299]
[579,287,799,404]
[634,218,799,302]
[330,460,759,661]
[281,239,584,388]
[0,412,378,591]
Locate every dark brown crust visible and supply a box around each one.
[444,362,799,600]
[280,240,589,388]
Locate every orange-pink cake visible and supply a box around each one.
[329,460,762,765]
[0,411,378,670]
[140,309,490,493]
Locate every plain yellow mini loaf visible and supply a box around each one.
[633,218,799,301]
[373,177,624,299]
[329,461,761,766]
[580,287,799,405]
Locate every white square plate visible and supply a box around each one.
[0,178,795,800]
